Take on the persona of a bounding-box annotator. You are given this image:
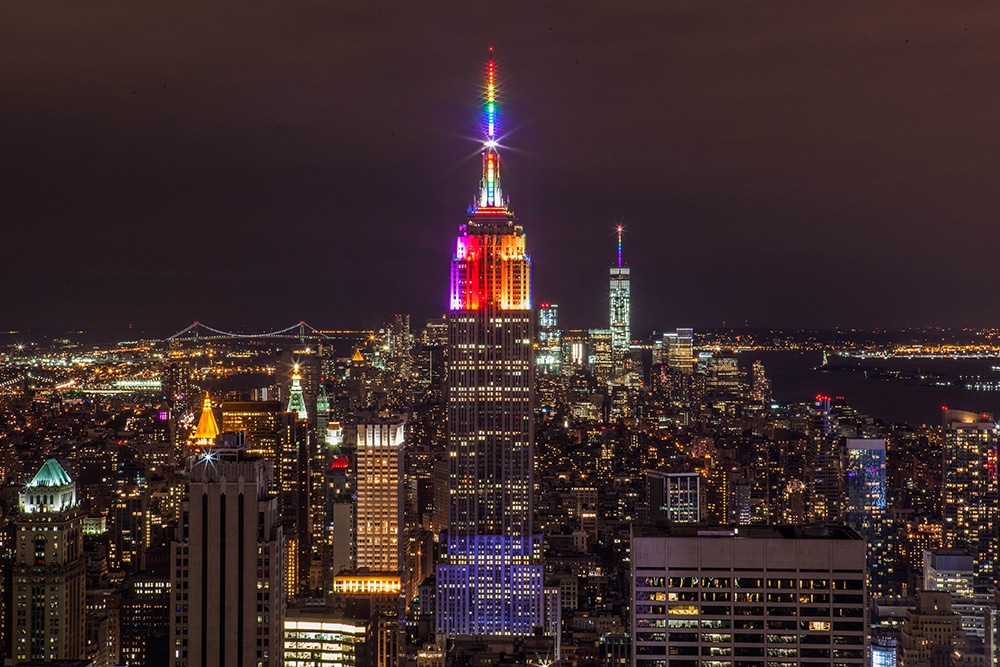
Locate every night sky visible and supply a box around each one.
[3,2,1000,337]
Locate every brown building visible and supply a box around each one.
[899,589,967,667]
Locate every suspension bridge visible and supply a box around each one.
[163,321,362,343]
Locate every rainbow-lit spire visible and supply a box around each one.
[486,48,496,142]
[616,224,624,268]
[451,49,530,312]
[478,47,504,210]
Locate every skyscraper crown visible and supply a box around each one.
[449,49,531,312]
[286,363,308,420]
[20,458,78,513]
[192,391,220,445]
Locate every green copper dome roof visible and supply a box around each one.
[27,458,73,488]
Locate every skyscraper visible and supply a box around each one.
[941,409,998,587]
[325,433,356,586]
[171,446,285,667]
[355,416,405,573]
[120,573,171,667]
[316,384,331,446]
[749,359,772,405]
[923,549,974,598]
[631,524,868,667]
[609,225,630,383]
[311,384,333,585]
[283,606,368,667]
[536,303,562,376]
[589,328,613,387]
[281,366,313,597]
[898,590,966,667]
[920,548,993,639]
[809,395,843,522]
[387,313,413,387]
[221,399,282,463]
[436,50,544,637]
[645,470,703,523]
[845,438,887,520]
[10,459,86,663]
[844,438,891,593]
[665,328,694,374]
[278,348,321,419]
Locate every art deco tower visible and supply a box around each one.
[436,50,544,637]
[171,448,285,667]
[10,459,86,663]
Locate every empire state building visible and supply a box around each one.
[436,50,545,637]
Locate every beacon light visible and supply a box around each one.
[486,50,496,140]
[616,224,623,268]
[487,152,495,204]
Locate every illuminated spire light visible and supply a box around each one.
[451,48,531,312]
[487,152,496,204]
[617,224,624,268]
[286,364,308,420]
[487,47,496,140]
[478,47,504,210]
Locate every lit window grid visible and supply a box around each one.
[845,447,886,513]
[355,422,405,572]
[942,424,999,584]
[283,619,365,667]
[450,229,531,311]
[633,572,867,667]
[436,558,545,636]
[609,267,631,355]
[667,475,701,523]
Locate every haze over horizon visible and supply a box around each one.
[3,1,999,333]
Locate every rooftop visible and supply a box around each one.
[632,523,863,541]
[26,458,73,488]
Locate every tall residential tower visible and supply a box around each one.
[436,50,544,637]
[942,409,998,587]
[354,416,406,574]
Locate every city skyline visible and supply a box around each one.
[4,2,1000,333]
[5,12,1000,661]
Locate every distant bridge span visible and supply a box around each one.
[164,320,341,342]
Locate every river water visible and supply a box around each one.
[738,351,1000,426]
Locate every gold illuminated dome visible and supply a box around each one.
[351,348,365,363]
[192,391,220,445]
